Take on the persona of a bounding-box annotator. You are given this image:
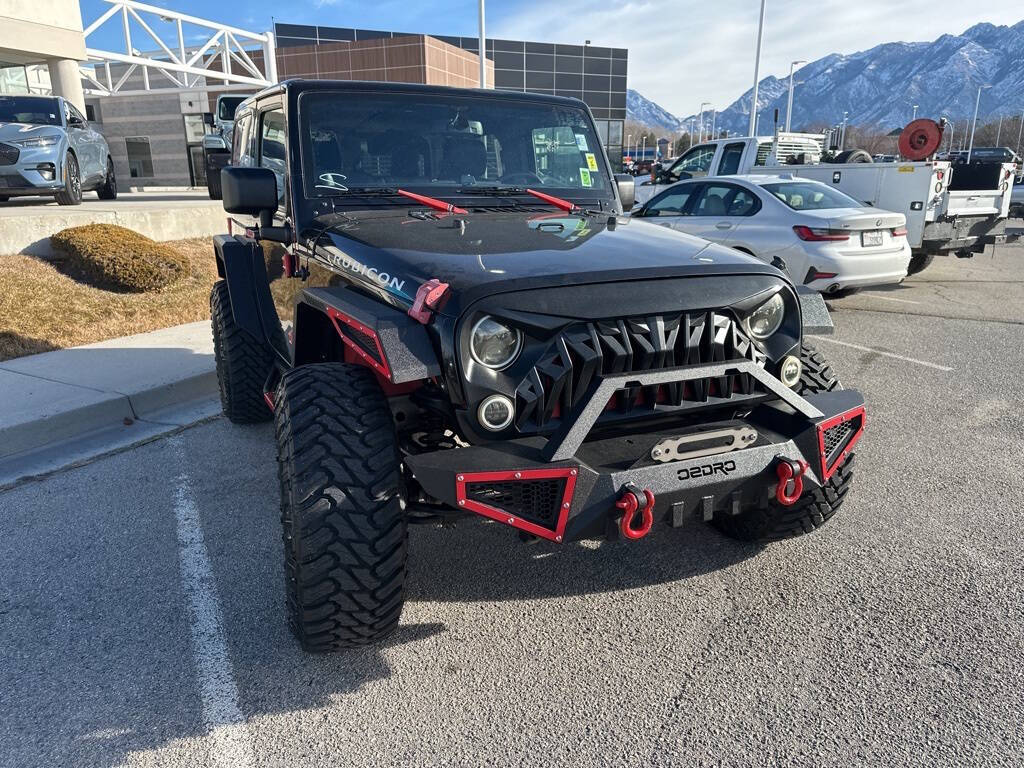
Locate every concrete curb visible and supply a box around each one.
[0,321,220,485]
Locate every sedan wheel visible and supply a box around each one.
[55,154,82,206]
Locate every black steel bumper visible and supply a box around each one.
[406,361,865,543]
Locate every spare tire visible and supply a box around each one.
[833,149,873,164]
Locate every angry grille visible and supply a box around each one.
[0,143,19,166]
[515,311,767,429]
[465,478,566,527]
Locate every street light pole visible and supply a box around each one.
[698,102,710,143]
[688,118,694,148]
[967,85,989,163]
[912,104,918,121]
[785,59,805,132]
[709,110,716,140]
[1016,110,1024,159]
[477,0,486,88]
[839,111,849,151]
[996,114,1003,145]
[626,133,632,160]
[748,0,767,137]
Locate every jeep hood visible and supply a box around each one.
[311,210,782,314]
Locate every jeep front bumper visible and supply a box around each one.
[406,361,864,542]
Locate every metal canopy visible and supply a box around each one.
[79,0,277,96]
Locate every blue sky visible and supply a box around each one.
[78,0,1024,116]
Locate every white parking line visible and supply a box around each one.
[860,293,921,305]
[812,336,954,371]
[173,459,257,768]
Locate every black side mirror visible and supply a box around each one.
[614,173,635,211]
[223,166,278,225]
[68,116,84,128]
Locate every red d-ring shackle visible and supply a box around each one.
[616,484,655,539]
[775,458,809,506]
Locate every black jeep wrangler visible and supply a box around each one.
[210,80,864,652]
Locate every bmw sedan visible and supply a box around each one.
[0,95,116,205]
[631,175,912,296]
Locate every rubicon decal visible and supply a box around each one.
[325,250,407,294]
[677,460,737,480]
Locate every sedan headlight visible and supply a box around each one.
[744,293,785,340]
[469,315,521,369]
[13,136,60,148]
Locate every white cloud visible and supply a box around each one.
[496,0,1024,116]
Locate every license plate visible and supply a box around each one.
[861,230,883,247]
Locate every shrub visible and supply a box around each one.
[49,224,189,292]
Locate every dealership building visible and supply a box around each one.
[1,8,628,188]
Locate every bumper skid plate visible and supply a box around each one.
[407,362,865,542]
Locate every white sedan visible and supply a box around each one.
[630,175,912,296]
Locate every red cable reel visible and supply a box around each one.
[898,119,944,161]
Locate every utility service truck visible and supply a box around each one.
[637,120,1018,275]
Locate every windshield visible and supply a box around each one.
[218,97,246,121]
[762,181,862,210]
[0,96,62,126]
[298,91,612,198]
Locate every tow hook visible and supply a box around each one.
[774,457,809,506]
[615,483,655,540]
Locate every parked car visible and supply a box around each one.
[1011,177,1024,219]
[0,94,116,205]
[635,133,1018,276]
[202,93,247,199]
[632,175,911,296]
[210,79,863,651]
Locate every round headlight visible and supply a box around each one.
[469,315,521,369]
[478,394,514,431]
[745,293,785,340]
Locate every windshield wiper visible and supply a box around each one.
[396,188,467,214]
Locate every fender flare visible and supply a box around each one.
[797,286,833,336]
[213,234,290,363]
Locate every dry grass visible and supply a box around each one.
[50,223,189,292]
[0,238,218,361]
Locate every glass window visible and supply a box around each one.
[608,120,623,146]
[643,185,695,216]
[259,108,287,204]
[0,96,61,125]
[218,96,246,121]
[232,112,254,166]
[689,183,760,217]
[669,144,716,179]
[718,142,745,175]
[762,181,862,210]
[183,114,206,143]
[67,103,87,124]
[298,90,611,197]
[125,137,154,178]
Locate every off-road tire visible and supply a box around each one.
[713,342,854,542]
[96,157,117,200]
[210,281,274,423]
[907,253,934,276]
[274,363,406,652]
[55,153,82,206]
[207,168,222,200]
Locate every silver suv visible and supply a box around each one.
[0,95,116,205]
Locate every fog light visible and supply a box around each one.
[780,355,802,388]
[478,394,514,431]
[37,164,55,181]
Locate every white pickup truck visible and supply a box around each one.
[636,133,1019,274]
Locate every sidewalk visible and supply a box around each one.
[0,321,219,486]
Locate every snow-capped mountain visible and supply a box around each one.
[626,89,682,133]
[629,20,1024,136]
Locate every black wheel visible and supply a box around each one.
[55,153,82,206]
[207,167,222,200]
[832,149,873,164]
[713,342,854,542]
[210,281,275,423]
[0,195,8,203]
[275,363,406,652]
[906,253,934,276]
[96,157,117,200]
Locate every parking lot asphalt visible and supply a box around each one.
[2,247,1023,768]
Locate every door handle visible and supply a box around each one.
[715,222,733,229]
